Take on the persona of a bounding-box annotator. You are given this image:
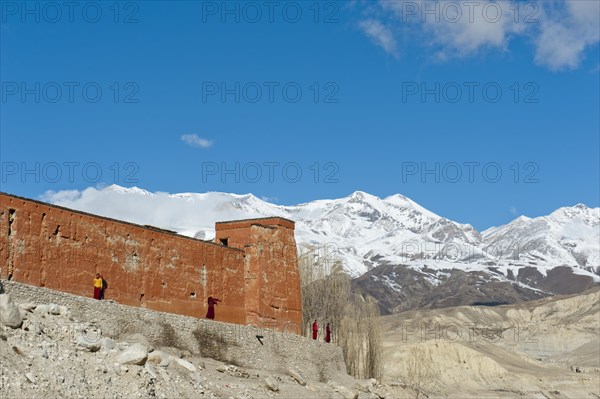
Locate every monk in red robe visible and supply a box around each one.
[206,296,221,319]
[325,322,331,343]
[312,320,318,340]
[93,273,103,300]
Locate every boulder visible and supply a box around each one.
[175,358,197,372]
[0,294,23,328]
[76,335,102,352]
[216,364,228,373]
[19,303,37,312]
[147,350,170,367]
[101,337,116,350]
[48,303,61,315]
[116,343,148,365]
[25,372,37,384]
[123,333,154,352]
[18,307,28,320]
[288,368,307,386]
[144,362,158,379]
[265,376,279,392]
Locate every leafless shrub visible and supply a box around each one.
[299,244,383,380]
[401,346,440,399]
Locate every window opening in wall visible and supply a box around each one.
[8,209,15,236]
[7,209,16,280]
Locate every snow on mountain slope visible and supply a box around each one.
[40,185,599,281]
[483,204,600,270]
[41,186,481,276]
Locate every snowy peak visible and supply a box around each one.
[346,190,376,201]
[549,203,599,226]
[104,185,154,196]
[41,186,600,277]
[483,204,600,269]
[515,215,531,222]
[483,204,598,235]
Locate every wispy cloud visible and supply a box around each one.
[534,0,600,71]
[357,0,599,71]
[40,189,82,203]
[358,19,399,58]
[181,134,214,149]
[509,206,517,215]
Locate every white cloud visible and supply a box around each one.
[509,206,517,215]
[40,186,219,236]
[379,0,528,57]
[181,134,214,149]
[38,185,274,239]
[357,0,599,70]
[534,1,600,70]
[40,189,82,203]
[358,19,400,58]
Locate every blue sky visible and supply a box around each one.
[1,0,599,230]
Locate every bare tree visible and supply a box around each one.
[401,346,440,399]
[298,244,383,380]
[365,295,383,380]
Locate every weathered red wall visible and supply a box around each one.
[0,193,302,332]
[216,218,302,334]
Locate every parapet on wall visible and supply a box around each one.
[0,192,302,333]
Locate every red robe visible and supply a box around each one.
[312,322,318,340]
[206,297,220,319]
[93,277,103,300]
[325,324,331,343]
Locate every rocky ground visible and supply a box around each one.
[0,292,407,399]
[1,287,598,398]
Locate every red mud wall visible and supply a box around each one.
[215,218,303,334]
[0,193,247,325]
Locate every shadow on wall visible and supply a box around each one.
[159,322,181,348]
[192,323,240,365]
[156,318,241,366]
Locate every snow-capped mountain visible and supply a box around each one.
[41,185,599,281]
[483,204,600,269]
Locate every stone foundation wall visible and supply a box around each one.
[2,280,346,382]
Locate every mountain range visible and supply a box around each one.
[41,185,600,312]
